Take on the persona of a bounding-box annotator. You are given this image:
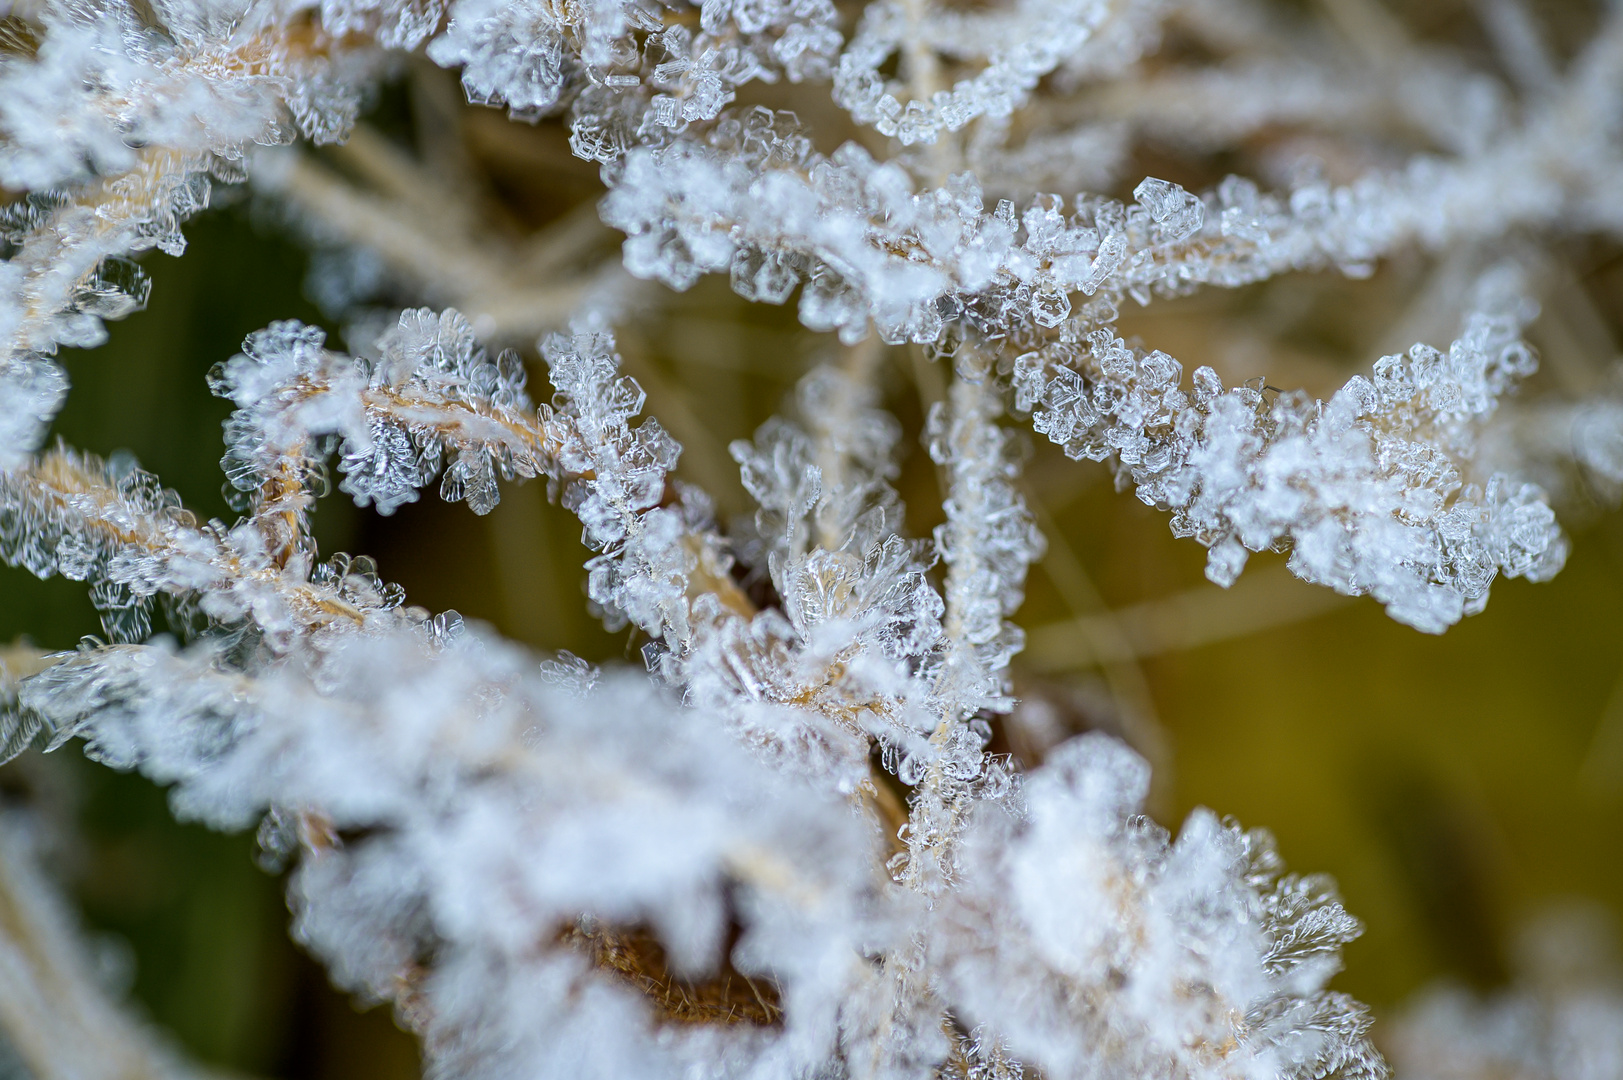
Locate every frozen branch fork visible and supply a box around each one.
[4,0,1623,1077]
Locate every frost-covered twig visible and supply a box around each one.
[1013,265,1561,631]
[602,7,1623,348]
[0,813,210,1080]
[213,308,553,535]
[0,630,880,1076]
[930,375,1044,715]
[1,642,59,761]
[0,629,1384,1080]
[0,5,388,465]
[0,446,414,645]
[542,330,748,643]
[833,0,1133,147]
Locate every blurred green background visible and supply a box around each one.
[5,73,1623,1080]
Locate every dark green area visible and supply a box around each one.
[1,200,350,650]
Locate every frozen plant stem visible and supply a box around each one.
[4,0,1623,1078]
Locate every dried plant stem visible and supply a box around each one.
[1022,561,1351,670]
[262,151,589,341]
[1025,496,1172,804]
[0,825,203,1080]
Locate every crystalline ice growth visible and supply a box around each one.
[0,0,383,401]
[214,308,546,528]
[936,732,1385,1080]
[542,331,705,643]
[699,354,950,784]
[427,0,577,115]
[429,0,840,126]
[3,629,886,1080]
[0,446,416,647]
[601,8,1623,354]
[929,377,1045,716]
[1012,265,1562,632]
[834,0,1119,146]
[0,357,68,470]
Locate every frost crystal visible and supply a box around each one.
[1011,266,1561,632]
[213,308,543,527]
[940,734,1382,1080]
[6,0,1623,1076]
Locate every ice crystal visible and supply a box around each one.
[6,0,1623,1077]
[939,733,1382,1080]
[212,307,542,527]
[1011,265,1561,632]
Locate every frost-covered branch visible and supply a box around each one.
[1012,265,1562,631]
[541,330,748,643]
[430,0,841,130]
[213,308,552,535]
[0,5,388,464]
[601,3,1623,348]
[0,630,884,1078]
[0,446,414,644]
[0,629,1385,1080]
[0,813,208,1080]
[832,0,1137,147]
[930,375,1044,714]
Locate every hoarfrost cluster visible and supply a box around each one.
[3,0,1623,1076]
[1385,905,1623,1080]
